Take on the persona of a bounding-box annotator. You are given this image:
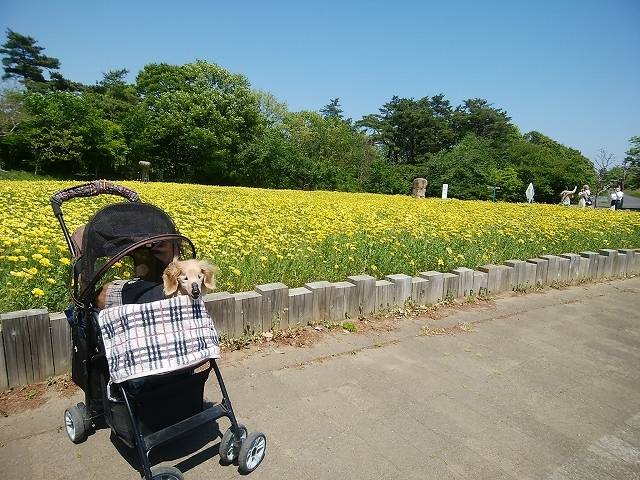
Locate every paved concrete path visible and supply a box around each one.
[2,278,640,479]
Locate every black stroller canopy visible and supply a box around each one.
[80,202,180,291]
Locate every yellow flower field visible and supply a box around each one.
[1,180,639,313]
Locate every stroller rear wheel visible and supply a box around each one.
[218,423,247,464]
[64,403,91,444]
[238,432,267,474]
[150,465,183,480]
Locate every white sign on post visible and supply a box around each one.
[441,183,448,199]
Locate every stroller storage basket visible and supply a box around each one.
[108,366,210,447]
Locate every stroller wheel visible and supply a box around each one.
[150,465,183,480]
[238,432,267,474]
[219,423,247,464]
[64,403,90,444]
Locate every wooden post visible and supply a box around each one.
[452,267,474,297]
[255,283,289,331]
[478,265,512,294]
[304,281,333,324]
[559,253,581,283]
[330,282,357,321]
[375,280,394,312]
[49,312,71,376]
[442,273,459,299]
[419,271,445,304]
[503,260,536,289]
[204,292,236,337]
[472,271,487,296]
[288,287,313,326]
[0,309,46,387]
[540,255,562,283]
[580,251,599,279]
[346,275,376,316]
[0,321,8,390]
[527,258,549,286]
[233,291,262,335]
[384,274,412,305]
[411,277,429,306]
[27,310,55,381]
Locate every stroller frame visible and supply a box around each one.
[51,181,265,479]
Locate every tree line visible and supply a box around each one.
[1,29,637,203]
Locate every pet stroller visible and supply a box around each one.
[51,180,266,479]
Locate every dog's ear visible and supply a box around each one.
[163,260,181,296]
[200,261,218,292]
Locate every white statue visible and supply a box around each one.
[525,183,535,203]
[559,186,577,206]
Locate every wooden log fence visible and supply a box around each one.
[1,247,639,390]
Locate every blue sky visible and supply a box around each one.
[1,0,638,163]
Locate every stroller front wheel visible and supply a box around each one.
[64,403,90,443]
[238,432,267,474]
[219,424,247,464]
[150,465,184,480]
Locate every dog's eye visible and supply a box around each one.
[180,276,188,281]
[198,274,203,278]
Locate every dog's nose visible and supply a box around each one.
[191,282,201,297]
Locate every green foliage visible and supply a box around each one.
[0,29,60,86]
[358,94,456,164]
[11,91,128,176]
[129,61,264,182]
[320,98,344,120]
[0,29,599,203]
[624,136,640,189]
[508,132,596,202]
[426,134,498,200]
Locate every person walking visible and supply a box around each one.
[615,186,624,210]
[610,188,618,210]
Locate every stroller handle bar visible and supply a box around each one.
[51,180,140,216]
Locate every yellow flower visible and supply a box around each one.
[47,278,56,284]
[437,258,445,266]
[32,253,43,260]
[231,267,241,276]
[59,258,71,265]
[31,288,45,297]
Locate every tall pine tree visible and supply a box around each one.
[0,29,60,86]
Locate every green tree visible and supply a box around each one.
[503,132,596,203]
[130,60,264,182]
[0,29,60,86]
[426,134,499,200]
[254,89,289,127]
[358,94,455,164]
[623,136,640,189]
[16,91,127,176]
[320,98,344,120]
[452,98,513,143]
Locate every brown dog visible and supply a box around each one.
[96,259,217,309]
[162,259,217,299]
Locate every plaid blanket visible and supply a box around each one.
[97,295,220,383]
